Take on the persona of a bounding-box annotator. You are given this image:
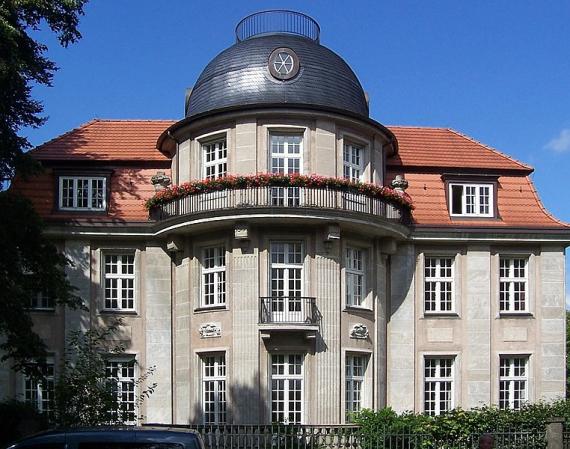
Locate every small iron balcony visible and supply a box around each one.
[259,296,318,325]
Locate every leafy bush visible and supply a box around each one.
[0,400,49,447]
[353,400,570,448]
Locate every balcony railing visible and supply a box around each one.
[235,10,320,43]
[259,296,318,325]
[150,186,409,224]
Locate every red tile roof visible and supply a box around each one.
[388,126,532,172]
[16,120,567,229]
[30,119,175,161]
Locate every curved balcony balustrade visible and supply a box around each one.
[259,296,320,340]
[148,185,411,228]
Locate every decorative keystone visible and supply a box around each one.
[151,171,171,191]
[391,174,408,192]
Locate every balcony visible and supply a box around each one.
[259,296,319,340]
[148,179,411,234]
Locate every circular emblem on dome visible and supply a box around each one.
[268,47,300,80]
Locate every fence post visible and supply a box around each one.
[547,417,564,449]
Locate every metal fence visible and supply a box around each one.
[148,424,546,449]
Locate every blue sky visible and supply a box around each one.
[26,1,569,302]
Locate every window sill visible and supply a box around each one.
[194,305,228,314]
[423,312,460,319]
[344,305,374,314]
[498,312,534,318]
[100,309,138,316]
[28,308,56,313]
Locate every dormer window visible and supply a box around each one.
[449,183,494,217]
[58,176,107,211]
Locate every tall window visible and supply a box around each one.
[59,176,106,211]
[346,247,365,307]
[424,257,454,313]
[202,354,227,424]
[270,242,303,322]
[203,138,227,179]
[104,254,135,311]
[24,360,55,418]
[270,134,302,206]
[499,356,528,410]
[271,354,303,424]
[424,357,454,416]
[346,354,366,421]
[106,359,136,422]
[343,143,363,182]
[449,183,493,217]
[202,246,226,307]
[499,257,528,312]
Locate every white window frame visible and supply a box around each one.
[346,246,366,308]
[103,253,136,312]
[499,256,529,313]
[424,256,455,314]
[423,356,454,416]
[269,133,303,175]
[343,142,364,182]
[201,246,226,307]
[106,357,136,423]
[448,183,494,217]
[202,137,228,180]
[270,353,304,424]
[58,176,107,211]
[499,356,528,410]
[345,354,367,422]
[23,358,55,417]
[202,353,227,425]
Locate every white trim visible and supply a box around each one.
[448,182,494,217]
[102,253,136,312]
[423,255,455,314]
[58,175,107,211]
[201,245,226,307]
[201,352,227,425]
[498,256,529,313]
[201,136,228,180]
[343,142,364,182]
[499,355,529,410]
[270,353,304,424]
[345,246,366,307]
[423,355,455,416]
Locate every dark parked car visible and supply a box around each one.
[6,428,204,449]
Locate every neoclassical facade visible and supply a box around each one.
[4,11,569,425]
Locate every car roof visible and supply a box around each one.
[10,428,201,448]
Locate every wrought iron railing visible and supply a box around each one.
[235,10,320,43]
[150,186,408,224]
[144,424,547,449]
[259,296,317,325]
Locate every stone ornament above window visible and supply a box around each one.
[350,323,369,339]
[199,322,222,338]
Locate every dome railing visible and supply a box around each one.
[235,10,320,43]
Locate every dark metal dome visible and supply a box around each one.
[186,14,369,119]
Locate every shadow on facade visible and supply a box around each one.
[190,372,267,425]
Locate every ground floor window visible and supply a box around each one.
[424,356,454,416]
[271,354,303,424]
[202,353,227,424]
[24,360,55,419]
[106,359,136,422]
[499,356,528,410]
[345,354,367,422]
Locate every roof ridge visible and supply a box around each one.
[387,125,448,130]
[524,175,570,228]
[91,118,177,122]
[446,128,533,172]
[29,119,101,154]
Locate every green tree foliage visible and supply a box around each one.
[0,400,49,446]
[354,402,570,449]
[54,319,156,427]
[0,0,87,375]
